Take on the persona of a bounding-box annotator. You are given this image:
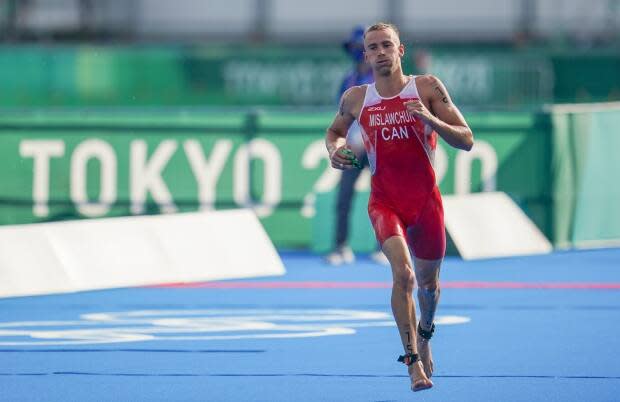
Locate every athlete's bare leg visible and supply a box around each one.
[413,256,442,378]
[382,236,433,391]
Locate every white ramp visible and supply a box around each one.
[443,192,552,260]
[0,210,285,298]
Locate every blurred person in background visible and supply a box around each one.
[324,25,389,266]
[325,22,473,392]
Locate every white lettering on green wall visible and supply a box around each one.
[455,140,498,194]
[19,140,65,217]
[130,140,178,214]
[18,137,498,221]
[233,139,282,217]
[184,139,233,211]
[71,139,117,217]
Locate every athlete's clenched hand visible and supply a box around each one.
[403,99,433,122]
[329,146,355,170]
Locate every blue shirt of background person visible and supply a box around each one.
[325,25,388,267]
[338,26,374,98]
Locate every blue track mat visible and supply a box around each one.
[1,249,619,402]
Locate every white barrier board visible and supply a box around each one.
[443,192,553,260]
[0,210,285,298]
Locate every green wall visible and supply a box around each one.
[1,45,618,108]
[0,108,553,249]
[2,105,617,249]
[551,105,620,248]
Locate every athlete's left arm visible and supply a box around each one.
[404,75,474,151]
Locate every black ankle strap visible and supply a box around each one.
[397,352,419,366]
[417,322,435,340]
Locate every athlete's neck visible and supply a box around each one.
[374,72,410,98]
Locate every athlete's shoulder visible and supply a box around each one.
[342,84,368,101]
[337,85,368,120]
[415,74,449,102]
[340,85,368,112]
[415,74,443,90]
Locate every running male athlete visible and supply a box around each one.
[325,22,473,392]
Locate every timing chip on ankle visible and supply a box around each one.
[417,323,435,340]
[397,352,420,366]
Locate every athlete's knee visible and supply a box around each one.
[418,280,439,292]
[414,259,442,290]
[418,283,440,296]
[393,264,415,292]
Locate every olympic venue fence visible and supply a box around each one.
[1,105,618,252]
[2,45,620,109]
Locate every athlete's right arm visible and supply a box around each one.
[325,86,363,170]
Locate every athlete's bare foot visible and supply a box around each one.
[408,361,433,392]
[417,336,434,378]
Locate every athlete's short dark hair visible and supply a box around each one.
[364,22,400,39]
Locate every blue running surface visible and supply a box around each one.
[0,248,619,402]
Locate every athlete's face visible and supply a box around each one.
[364,28,404,77]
